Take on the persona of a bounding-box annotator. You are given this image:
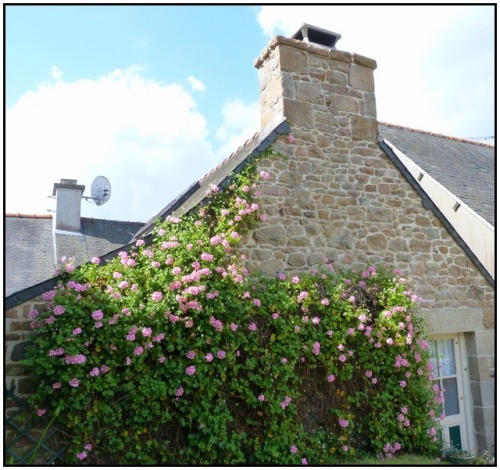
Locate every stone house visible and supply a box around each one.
[5,25,494,454]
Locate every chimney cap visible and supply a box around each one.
[292,23,341,49]
[60,178,78,185]
[52,179,85,196]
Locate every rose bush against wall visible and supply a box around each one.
[24,143,443,464]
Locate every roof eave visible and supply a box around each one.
[379,138,495,288]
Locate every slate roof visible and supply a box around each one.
[5,214,144,297]
[379,123,495,226]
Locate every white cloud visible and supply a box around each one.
[215,98,260,159]
[256,5,494,139]
[6,67,216,222]
[51,65,63,80]
[187,75,206,92]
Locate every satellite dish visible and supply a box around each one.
[90,176,111,206]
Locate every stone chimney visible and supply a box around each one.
[52,179,85,231]
[254,24,378,142]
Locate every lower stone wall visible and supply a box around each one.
[6,299,41,398]
[6,294,495,454]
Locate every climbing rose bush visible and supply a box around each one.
[24,156,443,464]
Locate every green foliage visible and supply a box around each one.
[23,152,443,464]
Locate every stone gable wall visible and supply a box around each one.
[247,35,495,452]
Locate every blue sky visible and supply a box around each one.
[5,4,495,223]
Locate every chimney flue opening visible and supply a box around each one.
[292,23,341,49]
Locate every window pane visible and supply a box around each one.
[449,425,462,450]
[429,340,439,377]
[443,377,460,416]
[439,339,456,376]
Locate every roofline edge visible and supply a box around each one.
[379,139,495,289]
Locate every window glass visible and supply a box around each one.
[449,425,462,450]
[442,377,460,416]
[440,339,456,377]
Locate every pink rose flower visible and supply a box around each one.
[217,351,226,360]
[69,378,79,388]
[152,291,163,301]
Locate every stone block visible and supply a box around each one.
[280,45,308,74]
[278,171,303,186]
[388,238,409,252]
[473,404,495,437]
[468,356,492,381]
[326,69,347,85]
[18,377,36,395]
[363,92,377,118]
[331,94,359,113]
[366,206,393,223]
[6,308,21,319]
[304,224,321,236]
[417,308,484,335]
[259,259,284,276]
[470,379,495,408]
[6,364,27,376]
[251,249,275,262]
[9,321,30,332]
[330,228,353,250]
[253,226,286,245]
[409,238,432,253]
[307,253,326,266]
[296,81,325,105]
[288,237,311,247]
[366,233,387,250]
[349,63,375,92]
[288,252,306,267]
[475,431,495,455]
[5,334,21,341]
[351,115,378,141]
[468,330,495,357]
[11,341,31,362]
[283,98,313,129]
[286,226,305,237]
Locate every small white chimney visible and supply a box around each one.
[52,179,85,231]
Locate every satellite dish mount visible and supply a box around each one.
[83,176,111,206]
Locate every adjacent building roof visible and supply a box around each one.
[379,123,495,226]
[5,214,144,297]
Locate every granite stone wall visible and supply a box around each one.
[5,299,41,398]
[245,35,495,452]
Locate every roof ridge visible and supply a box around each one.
[199,131,260,184]
[378,121,494,148]
[5,213,144,225]
[81,217,145,225]
[5,213,53,219]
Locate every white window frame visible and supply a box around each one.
[430,333,475,451]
